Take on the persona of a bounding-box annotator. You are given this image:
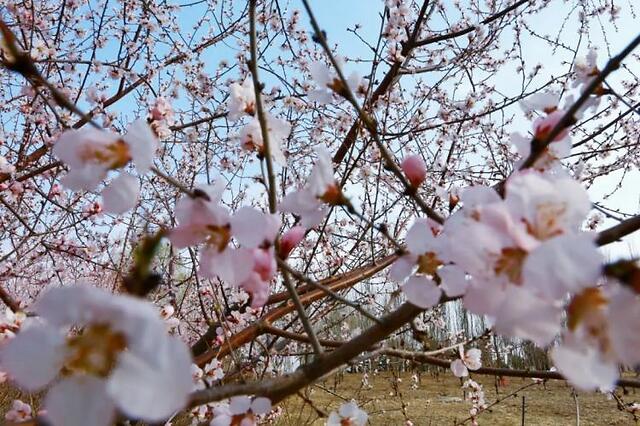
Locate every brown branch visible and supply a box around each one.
[519,32,640,169]
[413,0,532,47]
[382,349,640,388]
[189,302,423,407]
[192,254,397,363]
[596,215,640,246]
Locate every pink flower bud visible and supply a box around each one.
[252,248,276,282]
[280,226,306,259]
[401,155,426,188]
[533,110,569,142]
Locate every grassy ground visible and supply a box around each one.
[275,371,638,425]
[1,371,637,424]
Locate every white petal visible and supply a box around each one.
[279,190,327,228]
[326,412,341,426]
[308,89,333,104]
[200,247,254,286]
[551,344,618,392]
[61,165,108,191]
[250,397,272,415]
[229,395,252,415]
[438,265,468,297]
[309,62,332,87]
[389,255,416,282]
[523,234,602,300]
[2,324,65,391]
[231,207,280,248]
[402,276,442,309]
[463,279,506,317]
[107,335,192,421]
[520,91,560,113]
[406,219,435,254]
[450,359,468,377]
[459,185,501,208]
[124,119,158,173]
[101,173,140,214]
[307,147,335,198]
[45,377,115,426]
[494,286,562,347]
[608,286,640,366]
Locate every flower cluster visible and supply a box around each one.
[169,183,289,307]
[227,77,289,165]
[148,97,176,139]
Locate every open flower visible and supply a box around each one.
[326,401,368,426]
[450,346,482,377]
[228,78,256,121]
[512,92,572,170]
[210,395,272,426]
[280,147,344,228]
[53,119,158,213]
[308,59,362,104]
[4,399,32,422]
[204,358,225,384]
[239,114,288,165]
[1,285,192,426]
[168,181,231,250]
[551,284,640,391]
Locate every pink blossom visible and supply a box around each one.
[401,154,427,188]
[450,346,482,378]
[4,399,32,422]
[227,78,256,121]
[279,226,306,258]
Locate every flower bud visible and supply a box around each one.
[401,155,426,188]
[279,226,306,259]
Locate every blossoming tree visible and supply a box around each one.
[1,0,640,424]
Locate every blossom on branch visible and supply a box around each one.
[53,119,158,213]
[280,146,345,228]
[210,395,272,426]
[308,59,362,104]
[228,78,256,121]
[326,400,368,426]
[0,285,192,426]
[450,346,482,377]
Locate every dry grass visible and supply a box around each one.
[1,371,637,425]
[275,371,638,425]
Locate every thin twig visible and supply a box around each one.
[277,258,382,324]
[248,0,277,213]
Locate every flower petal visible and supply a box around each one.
[1,324,65,391]
[402,276,442,309]
[45,376,115,426]
[101,173,139,214]
[551,344,618,392]
[124,119,158,173]
[107,335,192,421]
[450,359,468,377]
